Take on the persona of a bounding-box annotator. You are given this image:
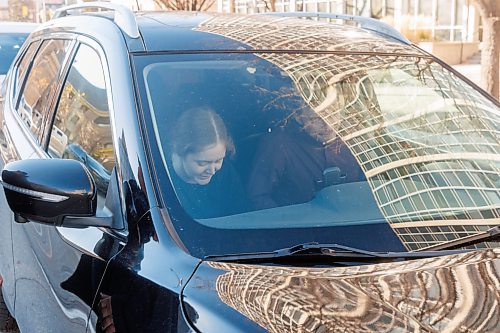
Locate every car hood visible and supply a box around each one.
[181,248,500,332]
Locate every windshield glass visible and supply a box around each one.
[134,52,499,258]
[0,33,29,74]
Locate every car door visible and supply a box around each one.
[2,35,123,332]
[0,37,77,331]
[1,36,91,332]
[46,39,129,330]
[0,38,41,312]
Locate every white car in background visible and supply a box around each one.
[0,22,38,86]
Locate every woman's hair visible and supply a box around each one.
[170,107,235,157]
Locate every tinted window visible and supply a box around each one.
[48,43,114,195]
[17,39,71,141]
[143,56,366,221]
[13,41,39,103]
[135,52,499,258]
[0,33,29,74]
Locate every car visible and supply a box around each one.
[0,21,38,86]
[0,2,499,332]
[61,142,111,194]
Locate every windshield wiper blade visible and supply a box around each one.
[204,242,377,262]
[204,242,467,263]
[276,242,380,258]
[417,225,500,252]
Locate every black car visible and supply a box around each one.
[0,3,499,332]
[61,143,111,194]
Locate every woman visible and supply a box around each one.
[168,107,247,218]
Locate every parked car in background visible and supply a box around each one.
[0,3,499,332]
[0,22,38,86]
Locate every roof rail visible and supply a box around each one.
[53,1,140,39]
[262,12,411,45]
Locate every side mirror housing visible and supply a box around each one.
[1,159,97,225]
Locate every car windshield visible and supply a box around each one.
[0,33,29,74]
[134,51,499,258]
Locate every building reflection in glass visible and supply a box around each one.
[196,15,500,250]
[210,248,500,332]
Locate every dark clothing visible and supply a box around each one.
[169,160,247,219]
[248,127,365,210]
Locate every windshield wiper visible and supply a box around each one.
[204,242,468,264]
[417,225,500,252]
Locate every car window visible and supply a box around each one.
[144,56,365,219]
[12,40,39,105]
[16,39,71,142]
[134,52,499,257]
[48,43,114,196]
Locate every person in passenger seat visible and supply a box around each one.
[247,122,365,210]
[168,107,248,218]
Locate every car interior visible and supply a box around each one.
[143,56,376,225]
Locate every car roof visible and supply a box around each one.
[47,6,423,55]
[134,11,422,55]
[134,12,248,52]
[0,21,39,34]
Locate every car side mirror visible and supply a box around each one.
[1,158,97,226]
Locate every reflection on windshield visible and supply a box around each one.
[142,51,499,252]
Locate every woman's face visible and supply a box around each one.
[180,142,226,185]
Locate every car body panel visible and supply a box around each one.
[0,112,95,332]
[0,67,39,313]
[136,12,423,55]
[0,33,105,331]
[135,13,249,52]
[91,206,200,332]
[0,25,105,332]
[184,249,500,332]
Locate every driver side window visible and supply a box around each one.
[48,43,115,196]
[17,39,72,142]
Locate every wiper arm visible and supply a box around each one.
[205,242,467,263]
[417,225,500,252]
[205,242,377,262]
